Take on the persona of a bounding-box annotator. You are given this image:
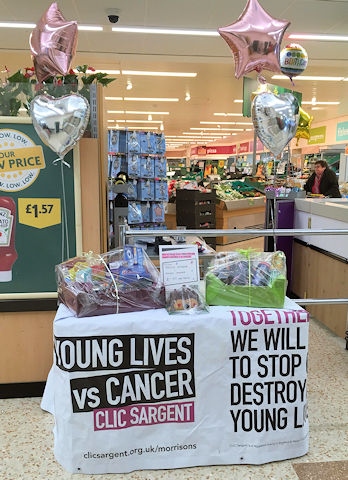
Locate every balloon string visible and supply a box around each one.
[97,254,120,315]
[257,74,267,85]
[53,156,71,168]
[60,159,70,261]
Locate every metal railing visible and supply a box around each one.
[120,225,348,308]
[122,224,348,349]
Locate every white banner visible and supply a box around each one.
[41,299,309,474]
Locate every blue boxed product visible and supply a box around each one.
[154,156,167,178]
[118,130,127,153]
[151,202,165,223]
[127,131,141,153]
[155,133,166,154]
[154,179,168,201]
[108,154,121,178]
[108,130,119,153]
[138,179,155,201]
[108,130,127,153]
[128,202,143,224]
[139,156,155,178]
[127,180,138,200]
[127,153,140,178]
[106,246,153,284]
[140,131,156,154]
[140,202,151,222]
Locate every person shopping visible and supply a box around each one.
[304,160,341,198]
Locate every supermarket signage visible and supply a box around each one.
[249,137,265,152]
[191,145,237,156]
[242,77,302,118]
[336,121,348,141]
[308,126,326,145]
[0,129,45,192]
[238,142,250,153]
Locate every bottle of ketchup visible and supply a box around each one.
[0,196,18,282]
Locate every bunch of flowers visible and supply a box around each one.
[0,65,115,116]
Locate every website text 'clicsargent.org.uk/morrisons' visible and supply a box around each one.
[83,442,197,460]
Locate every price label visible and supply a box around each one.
[18,198,61,229]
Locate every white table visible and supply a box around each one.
[42,298,309,474]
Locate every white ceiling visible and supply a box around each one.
[1,0,348,148]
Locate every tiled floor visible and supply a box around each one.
[0,315,347,480]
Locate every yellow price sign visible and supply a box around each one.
[18,198,61,229]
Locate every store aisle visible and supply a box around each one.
[0,316,347,480]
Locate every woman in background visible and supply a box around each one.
[304,160,341,198]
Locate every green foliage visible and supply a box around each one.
[0,65,116,116]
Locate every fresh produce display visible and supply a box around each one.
[214,181,263,200]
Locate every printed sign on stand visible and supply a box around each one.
[159,244,200,303]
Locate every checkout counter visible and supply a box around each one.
[292,197,348,338]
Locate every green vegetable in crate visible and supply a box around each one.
[214,183,243,200]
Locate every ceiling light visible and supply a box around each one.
[185,92,191,102]
[0,22,35,28]
[311,96,317,106]
[200,121,252,125]
[112,26,219,37]
[0,22,103,31]
[115,126,159,130]
[116,119,162,124]
[78,25,103,31]
[166,135,224,139]
[182,132,227,136]
[124,97,179,102]
[122,70,197,77]
[190,127,244,131]
[126,110,170,115]
[148,114,152,121]
[160,123,164,131]
[105,97,123,101]
[126,80,133,90]
[272,75,344,81]
[214,112,243,117]
[301,101,340,105]
[289,33,348,42]
[107,110,170,115]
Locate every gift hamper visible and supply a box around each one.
[205,250,287,308]
[56,246,165,317]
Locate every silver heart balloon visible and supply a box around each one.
[252,92,299,157]
[30,93,90,159]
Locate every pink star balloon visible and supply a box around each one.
[29,2,78,83]
[218,0,290,79]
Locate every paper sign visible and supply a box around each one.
[159,244,199,287]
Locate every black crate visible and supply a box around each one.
[175,189,216,249]
[176,190,216,225]
[175,189,216,206]
[176,210,216,226]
